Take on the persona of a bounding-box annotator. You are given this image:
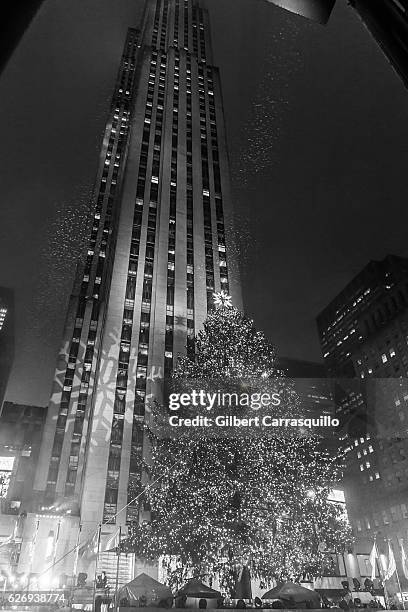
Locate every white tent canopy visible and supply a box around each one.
[117,573,173,606]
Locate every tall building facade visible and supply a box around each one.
[0,287,15,414]
[30,0,241,574]
[317,255,408,593]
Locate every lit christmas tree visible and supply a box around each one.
[126,295,351,593]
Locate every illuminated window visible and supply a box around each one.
[0,457,14,498]
[0,308,7,331]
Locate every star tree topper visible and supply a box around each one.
[213,290,233,308]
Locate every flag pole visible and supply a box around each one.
[370,535,378,582]
[114,526,122,612]
[393,541,406,611]
[92,524,102,611]
[401,540,408,610]
[72,523,82,583]
[375,539,389,610]
[28,519,40,578]
[52,519,62,572]
[395,565,405,610]
[71,523,82,605]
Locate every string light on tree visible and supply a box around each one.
[124,305,352,593]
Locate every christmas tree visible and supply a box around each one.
[126,294,351,594]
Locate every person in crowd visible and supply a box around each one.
[95,595,103,612]
[175,593,187,608]
[139,594,147,607]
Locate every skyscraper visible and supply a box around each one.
[29,0,241,577]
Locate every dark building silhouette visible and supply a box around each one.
[0,287,15,414]
[1,3,44,75]
[265,0,408,90]
[0,401,47,577]
[0,402,47,515]
[276,356,335,420]
[350,0,408,90]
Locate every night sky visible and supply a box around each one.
[1,0,408,407]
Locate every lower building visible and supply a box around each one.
[276,357,334,416]
[0,288,14,414]
[0,402,47,587]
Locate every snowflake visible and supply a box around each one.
[213,291,233,308]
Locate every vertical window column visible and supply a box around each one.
[186,56,195,359]
[197,64,215,310]
[207,66,229,294]
[164,53,179,377]
[45,29,139,502]
[125,51,166,524]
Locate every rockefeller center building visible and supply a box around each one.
[20,0,241,581]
